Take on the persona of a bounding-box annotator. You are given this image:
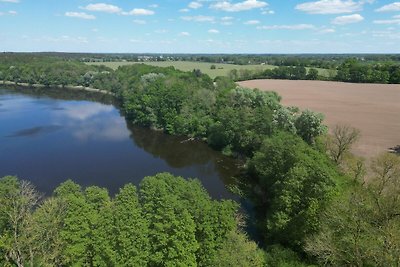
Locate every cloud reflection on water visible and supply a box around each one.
[61,103,114,120]
[54,101,130,142]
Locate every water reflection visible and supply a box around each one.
[129,125,239,186]
[0,87,240,200]
[6,125,62,138]
[61,104,114,121]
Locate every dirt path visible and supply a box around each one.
[239,79,400,159]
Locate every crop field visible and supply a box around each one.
[239,79,400,159]
[88,61,332,79]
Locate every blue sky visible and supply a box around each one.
[0,0,399,53]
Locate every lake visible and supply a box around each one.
[0,87,240,200]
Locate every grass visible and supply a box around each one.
[87,61,334,79]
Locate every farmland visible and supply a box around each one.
[239,79,400,159]
[87,61,333,79]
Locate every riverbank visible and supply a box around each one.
[1,80,114,96]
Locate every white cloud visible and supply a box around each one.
[179,32,190,36]
[220,17,234,25]
[244,20,260,24]
[189,2,203,9]
[7,10,17,15]
[181,15,215,22]
[148,4,159,8]
[0,0,19,3]
[133,19,146,24]
[179,8,190,12]
[373,18,400,24]
[210,0,268,12]
[124,8,155,16]
[208,29,220,33]
[65,12,96,20]
[318,28,336,33]
[257,24,315,30]
[332,13,364,24]
[262,10,275,14]
[83,3,122,14]
[221,16,234,21]
[375,2,400,12]
[296,0,365,14]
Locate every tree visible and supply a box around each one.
[326,124,360,164]
[54,180,92,266]
[84,186,116,266]
[140,174,199,266]
[113,184,149,266]
[30,197,66,266]
[0,177,41,267]
[211,231,266,267]
[295,109,327,144]
[306,68,318,80]
[210,65,216,70]
[248,133,337,249]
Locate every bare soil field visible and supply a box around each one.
[239,79,400,159]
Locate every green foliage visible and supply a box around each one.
[212,230,266,267]
[294,110,327,145]
[265,245,313,267]
[306,68,319,80]
[114,184,149,266]
[0,174,242,266]
[140,173,237,266]
[248,133,337,248]
[336,58,400,83]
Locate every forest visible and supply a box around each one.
[1,54,400,266]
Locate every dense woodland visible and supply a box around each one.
[1,54,400,266]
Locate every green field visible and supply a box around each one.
[88,61,333,79]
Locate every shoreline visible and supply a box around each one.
[0,80,114,96]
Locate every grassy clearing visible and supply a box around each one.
[87,61,333,79]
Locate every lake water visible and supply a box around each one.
[0,87,240,199]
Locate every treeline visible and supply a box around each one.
[174,54,400,69]
[336,59,400,83]
[228,60,400,84]
[0,54,120,92]
[230,66,320,81]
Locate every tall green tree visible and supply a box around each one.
[113,183,149,266]
[140,174,199,266]
[248,133,337,248]
[54,180,91,266]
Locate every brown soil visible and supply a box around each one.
[238,79,400,159]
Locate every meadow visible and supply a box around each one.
[88,61,333,79]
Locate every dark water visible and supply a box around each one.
[0,88,240,199]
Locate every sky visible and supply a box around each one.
[0,0,400,53]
